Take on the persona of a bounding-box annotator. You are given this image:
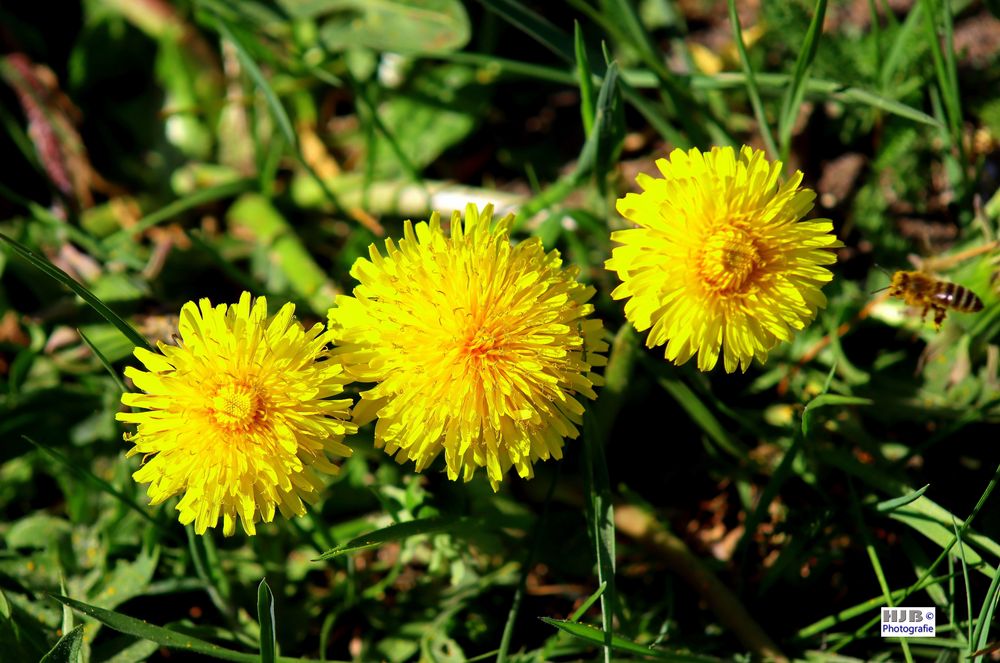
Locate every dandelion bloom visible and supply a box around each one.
[606,145,841,372]
[117,293,355,536]
[328,204,607,490]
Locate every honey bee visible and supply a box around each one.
[887,270,984,328]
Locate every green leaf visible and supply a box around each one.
[89,549,160,611]
[310,0,470,54]
[367,64,484,178]
[315,516,485,560]
[95,637,161,663]
[876,484,930,513]
[0,233,151,352]
[7,514,72,549]
[49,595,294,663]
[257,580,276,663]
[39,624,84,663]
[540,618,719,662]
[801,394,872,437]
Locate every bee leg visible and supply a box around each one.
[932,306,947,329]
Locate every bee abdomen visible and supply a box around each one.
[963,288,984,312]
[932,283,984,312]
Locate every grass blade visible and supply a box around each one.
[591,61,623,194]
[880,0,922,88]
[315,516,485,560]
[213,19,295,149]
[972,563,1000,660]
[600,0,718,146]
[954,519,974,647]
[849,481,914,662]
[473,0,574,64]
[821,460,1000,649]
[22,436,164,532]
[516,62,620,223]
[834,85,933,127]
[593,325,638,443]
[78,328,128,394]
[889,500,997,573]
[582,412,615,663]
[211,15,345,212]
[877,485,931,513]
[802,394,872,438]
[51,594,258,662]
[795,571,955,639]
[568,582,606,623]
[919,0,967,185]
[777,0,828,160]
[574,22,595,135]
[656,373,745,458]
[496,472,556,663]
[0,233,151,352]
[689,71,941,128]
[257,579,276,663]
[472,0,690,147]
[727,0,778,159]
[52,594,331,663]
[540,618,719,662]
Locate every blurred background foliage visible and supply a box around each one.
[1,0,1000,661]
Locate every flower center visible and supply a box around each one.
[459,311,507,369]
[211,382,262,429]
[460,318,505,365]
[697,226,761,294]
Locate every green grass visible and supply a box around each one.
[2,0,1000,661]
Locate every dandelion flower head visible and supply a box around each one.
[118,293,356,536]
[606,145,841,372]
[328,204,607,490]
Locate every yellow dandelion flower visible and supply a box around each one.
[117,292,356,536]
[606,145,841,373]
[328,204,607,490]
